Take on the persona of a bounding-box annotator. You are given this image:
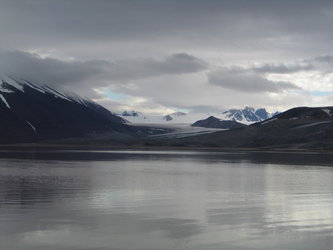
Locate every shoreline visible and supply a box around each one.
[0,142,332,154]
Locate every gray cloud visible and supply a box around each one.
[105,53,207,81]
[302,55,333,73]
[207,68,300,93]
[0,51,207,87]
[1,0,333,60]
[310,55,333,63]
[252,63,313,74]
[184,105,227,113]
[250,55,333,75]
[1,0,332,39]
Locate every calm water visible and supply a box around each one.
[1,150,333,250]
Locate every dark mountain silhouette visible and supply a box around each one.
[191,116,246,129]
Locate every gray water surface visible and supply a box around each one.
[0,150,333,250]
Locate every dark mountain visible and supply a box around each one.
[152,106,333,149]
[0,76,132,143]
[191,116,246,129]
[272,106,332,120]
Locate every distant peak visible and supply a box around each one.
[163,114,173,121]
[207,115,220,120]
[244,106,255,111]
[221,107,276,124]
[122,110,140,117]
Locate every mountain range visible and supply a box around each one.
[148,106,333,150]
[119,107,278,125]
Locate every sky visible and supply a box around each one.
[1,0,333,114]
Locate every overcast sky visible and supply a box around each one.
[1,0,333,114]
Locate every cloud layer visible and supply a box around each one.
[1,0,333,114]
[0,51,207,87]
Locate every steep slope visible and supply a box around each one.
[191,116,246,129]
[0,76,129,143]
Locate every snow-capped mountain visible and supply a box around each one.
[220,107,277,124]
[0,75,129,143]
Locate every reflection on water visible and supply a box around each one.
[0,150,333,249]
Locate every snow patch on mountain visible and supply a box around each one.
[26,121,37,133]
[322,108,331,116]
[0,75,24,92]
[23,80,45,93]
[42,85,74,102]
[0,94,10,109]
